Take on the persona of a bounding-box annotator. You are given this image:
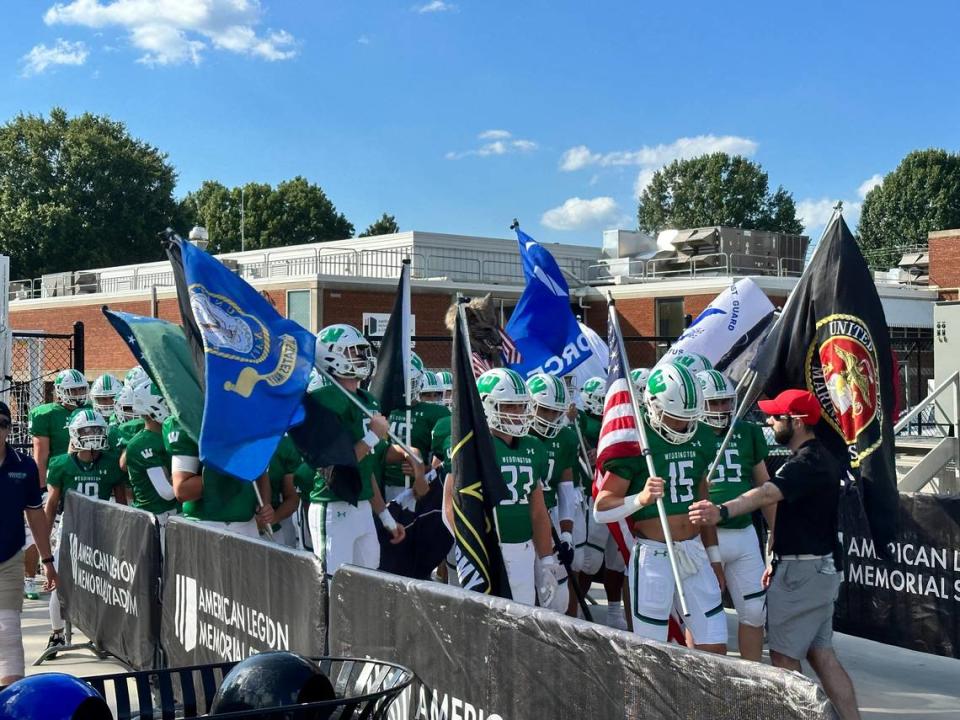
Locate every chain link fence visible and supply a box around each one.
[7,323,84,455]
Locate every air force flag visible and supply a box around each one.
[175,238,315,482]
[505,228,591,378]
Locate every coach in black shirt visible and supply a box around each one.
[689,389,860,720]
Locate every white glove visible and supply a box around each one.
[537,555,563,607]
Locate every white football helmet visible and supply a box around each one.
[436,370,453,408]
[408,352,425,402]
[580,377,606,416]
[662,350,713,375]
[68,408,109,452]
[114,383,137,423]
[54,369,89,408]
[644,363,703,444]
[630,368,650,396]
[89,374,120,415]
[477,368,533,437]
[526,373,568,439]
[419,370,445,405]
[124,366,149,387]
[132,380,170,423]
[697,369,737,429]
[315,324,373,380]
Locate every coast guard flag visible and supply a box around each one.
[505,228,591,378]
[166,234,315,482]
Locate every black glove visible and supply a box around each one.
[557,532,575,567]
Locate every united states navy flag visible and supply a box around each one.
[166,235,315,482]
[505,228,591,378]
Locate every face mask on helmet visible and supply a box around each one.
[315,325,373,380]
[419,371,444,405]
[132,381,170,423]
[436,371,453,408]
[114,385,137,423]
[527,373,568,438]
[478,369,534,437]
[55,369,89,408]
[69,410,109,451]
[644,365,703,444]
[696,369,736,429]
[580,377,606,416]
[89,374,119,416]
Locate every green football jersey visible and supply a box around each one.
[108,418,146,452]
[125,428,179,515]
[268,434,302,505]
[46,451,126,504]
[28,403,77,456]
[293,462,315,497]
[575,411,602,491]
[383,402,450,487]
[603,417,714,521]
[492,434,547,544]
[306,385,382,504]
[531,425,578,509]
[431,415,452,475]
[162,416,257,523]
[708,421,769,529]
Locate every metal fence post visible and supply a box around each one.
[73,321,85,373]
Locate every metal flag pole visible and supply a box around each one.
[608,294,690,616]
[572,419,594,478]
[252,483,274,538]
[401,259,414,490]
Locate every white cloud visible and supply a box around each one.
[857,173,883,199]
[541,197,620,231]
[796,197,862,236]
[21,38,88,76]
[43,0,296,66]
[357,34,370,45]
[560,134,759,199]
[415,0,456,12]
[446,130,537,160]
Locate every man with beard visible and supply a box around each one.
[688,389,860,720]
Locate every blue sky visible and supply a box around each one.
[2,1,958,246]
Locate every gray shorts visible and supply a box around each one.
[766,556,841,660]
[0,551,25,612]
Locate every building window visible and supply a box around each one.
[656,297,684,359]
[287,290,311,330]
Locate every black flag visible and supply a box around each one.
[368,259,412,418]
[753,213,898,553]
[450,303,511,598]
[164,231,207,390]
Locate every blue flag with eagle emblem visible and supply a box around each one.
[505,228,591,378]
[166,235,315,482]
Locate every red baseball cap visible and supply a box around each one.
[757,389,821,425]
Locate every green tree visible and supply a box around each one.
[180,176,354,252]
[637,153,804,236]
[858,149,960,269]
[0,108,180,278]
[360,213,400,237]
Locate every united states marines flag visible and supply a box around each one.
[450,302,512,598]
[752,211,898,553]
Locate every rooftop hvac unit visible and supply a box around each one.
[74,272,99,294]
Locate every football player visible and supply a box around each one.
[29,369,90,487]
[120,381,178,531]
[43,410,127,656]
[526,373,579,615]
[595,363,727,653]
[89,374,121,424]
[417,370,446,407]
[165,414,273,538]
[697,369,772,661]
[576,376,628,629]
[265,434,304,548]
[435,370,453,409]
[307,324,406,578]
[444,368,560,606]
[108,382,145,452]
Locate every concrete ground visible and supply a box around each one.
[17,595,960,720]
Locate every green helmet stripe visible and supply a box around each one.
[676,366,697,410]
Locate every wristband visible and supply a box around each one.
[363,430,381,452]
[540,554,557,565]
[42,557,54,564]
[706,545,722,564]
[718,503,730,522]
[378,509,398,532]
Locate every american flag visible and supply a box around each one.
[469,327,522,379]
[591,303,642,566]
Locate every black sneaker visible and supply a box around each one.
[46,633,65,659]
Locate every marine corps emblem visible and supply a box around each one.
[805,313,884,466]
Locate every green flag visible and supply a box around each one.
[102,307,203,443]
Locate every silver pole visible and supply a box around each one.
[607,296,690,616]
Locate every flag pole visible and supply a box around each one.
[401,259,413,490]
[251,483,274,538]
[607,294,690,616]
[315,366,420,460]
[572,420,594,478]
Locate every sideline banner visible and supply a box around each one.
[161,518,326,665]
[330,566,834,720]
[836,491,960,658]
[58,493,161,670]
